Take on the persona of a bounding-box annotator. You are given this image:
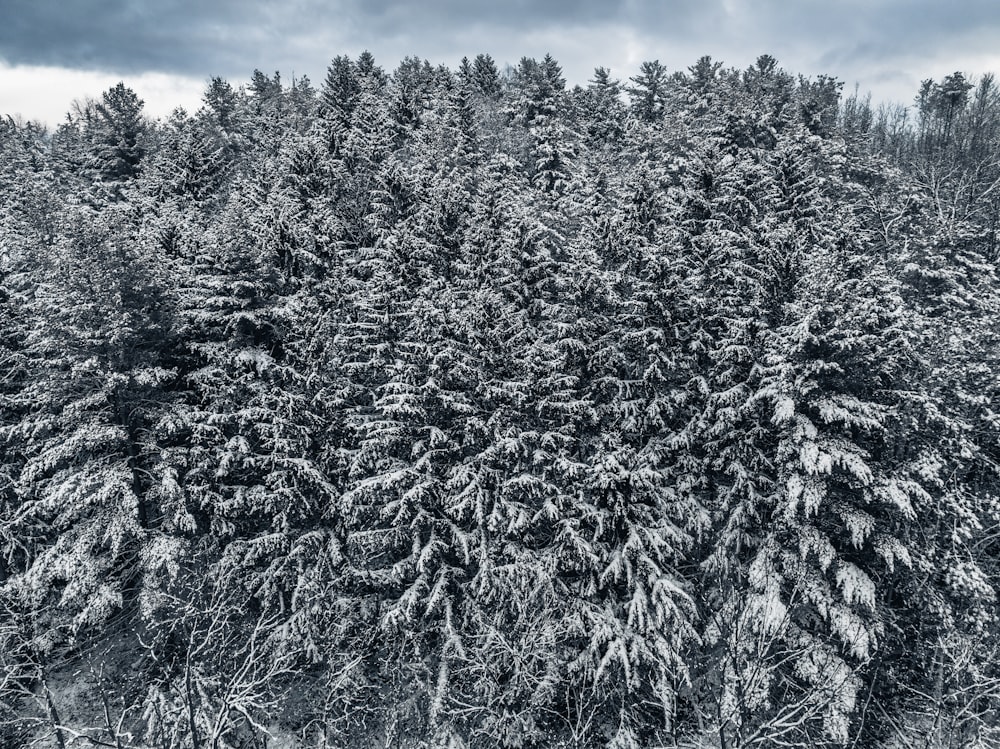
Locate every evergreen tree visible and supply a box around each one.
[0,199,182,675]
[628,60,671,122]
[472,53,502,99]
[85,83,148,199]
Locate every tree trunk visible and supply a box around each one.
[40,674,67,749]
[114,386,149,528]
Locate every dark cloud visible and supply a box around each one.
[803,1,1000,68]
[0,0,743,79]
[0,0,280,76]
[346,0,621,29]
[3,0,1000,102]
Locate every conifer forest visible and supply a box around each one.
[2,51,1000,749]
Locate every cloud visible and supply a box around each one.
[0,62,206,126]
[0,0,766,80]
[4,0,1000,127]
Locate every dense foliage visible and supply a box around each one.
[1,54,999,749]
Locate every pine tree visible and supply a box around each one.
[627,60,672,122]
[89,82,148,193]
[677,112,920,745]
[472,54,502,99]
[321,55,362,157]
[0,199,182,665]
[575,67,627,151]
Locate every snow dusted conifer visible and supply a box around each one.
[679,92,921,743]
[867,80,1000,743]
[89,83,148,190]
[1,199,180,655]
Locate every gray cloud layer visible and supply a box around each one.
[0,0,714,74]
[3,0,1000,101]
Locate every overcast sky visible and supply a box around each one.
[3,0,1000,127]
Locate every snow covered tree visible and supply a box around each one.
[472,54,502,99]
[88,83,148,194]
[574,67,627,153]
[0,198,183,676]
[627,59,672,122]
[669,86,924,744]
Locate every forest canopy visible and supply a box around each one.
[1,52,999,749]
